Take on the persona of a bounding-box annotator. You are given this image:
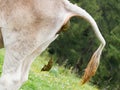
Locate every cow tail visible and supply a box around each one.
[63,0,106,84]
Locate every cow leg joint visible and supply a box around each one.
[0,64,23,90]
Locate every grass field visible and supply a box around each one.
[0,49,98,90]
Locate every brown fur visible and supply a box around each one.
[57,20,70,34]
[81,48,102,84]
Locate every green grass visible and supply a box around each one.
[0,49,98,90]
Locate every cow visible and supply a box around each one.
[0,0,106,90]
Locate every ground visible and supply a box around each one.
[0,49,98,90]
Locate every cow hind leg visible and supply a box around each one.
[0,34,58,90]
[20,35,58,84]
[0,62,23,90]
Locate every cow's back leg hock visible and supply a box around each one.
[0,51,23,90]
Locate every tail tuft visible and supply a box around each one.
[81,49,101,84]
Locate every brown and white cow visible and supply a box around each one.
[0,0,106,90]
